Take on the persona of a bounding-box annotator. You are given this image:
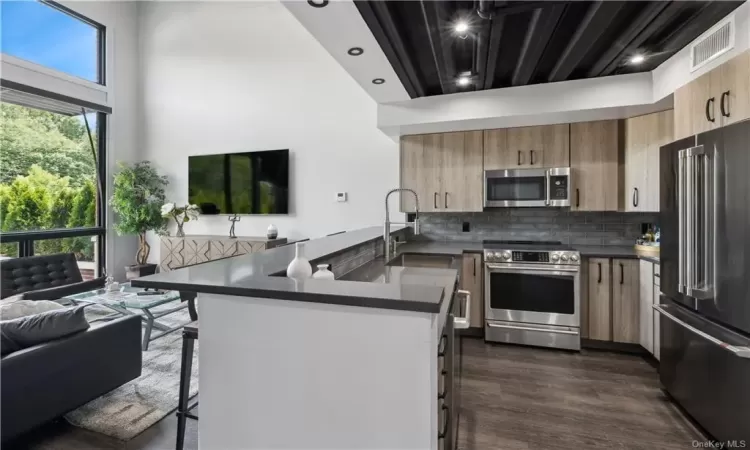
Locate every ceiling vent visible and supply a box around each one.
[690,15,735,72]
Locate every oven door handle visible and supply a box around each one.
[485,263,579,274]
[454,289,471,329]
[487,322,579,335]
[545,169,551,206]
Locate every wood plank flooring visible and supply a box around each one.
[456,338,702,450]
[6,339,700,449]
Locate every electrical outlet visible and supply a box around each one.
[336,192,347,202]
[462,222,471,232]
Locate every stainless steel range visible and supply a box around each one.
[483,240,581,351]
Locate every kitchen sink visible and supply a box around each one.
[387,253,457,269]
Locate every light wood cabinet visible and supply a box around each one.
[506,126,544,168]
[674,50,750,139]
[484,124,569,170]
[400,132,482,213]
[570,120,622,211]
[653,263,661,361]
[441,131,484,212]
[542,124,570,167]
[612,258,640,344]
[160,235,284,272]
[624,110,673,212]
[587,258,612,341]
[639,259,655,353]
[460,253,484,328]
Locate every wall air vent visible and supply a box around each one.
[690,15,735,72]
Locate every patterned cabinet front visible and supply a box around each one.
[160,236,271,272]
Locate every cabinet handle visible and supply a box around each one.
[530,150,535,165]
[705,97,715,123]
[434,192,438,209]
[437,334,447,357]
[633,187,639,207]
[597,262,602,284]
[517,150,522,165]
[444,192,448,209]
[438,405,449,439]
[620,262,624,285]
[720,91,730,118]
[576,189,580,208]
[473,258,476,277]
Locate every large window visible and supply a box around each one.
[0,92,106,276]
[0,1,104,84]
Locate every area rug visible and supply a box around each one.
[64,304,199,441]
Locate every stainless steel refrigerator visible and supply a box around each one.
[657,119,750,443]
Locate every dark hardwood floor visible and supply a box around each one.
[457,338,702,450]
[7,339,700,449]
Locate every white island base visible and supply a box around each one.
[198,293,447,450]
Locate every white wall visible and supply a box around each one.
[138,1,400,262]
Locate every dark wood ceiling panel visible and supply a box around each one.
[356,0,744,98]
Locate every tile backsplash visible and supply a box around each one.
[416,209,658,246]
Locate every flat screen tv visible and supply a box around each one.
[188,149,289,215]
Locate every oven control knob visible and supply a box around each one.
[570,254,579,262]
[550,254,560,262]
[561,254,570,262]
[502,251,511,260]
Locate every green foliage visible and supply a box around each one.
[110,161,168,264]
[0,103,100,260]
[110,161,168,236]
[0,103,95,187]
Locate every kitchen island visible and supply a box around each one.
[133,227,462,450]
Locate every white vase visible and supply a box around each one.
[312,264,335,280]
[267,224,278,239]
[286,242,312,279]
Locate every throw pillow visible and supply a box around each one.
[0,294,26,305]
[1,305,89,356]
[0,300,64,321]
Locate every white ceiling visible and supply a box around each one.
[282,0,410,104]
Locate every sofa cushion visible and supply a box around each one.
[0,300,64,321]
[1,306,89,356]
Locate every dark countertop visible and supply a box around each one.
[398,241,660,263]
[132,226,448,314]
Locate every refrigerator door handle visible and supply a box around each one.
[677,149,686,294]
[686,145,714,300]
[654,304,750,359]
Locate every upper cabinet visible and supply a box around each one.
[400,131,483,213]
[624,110,673,212]
[484,124,569,170]
[570,120,622,211]
[674,50,750,140]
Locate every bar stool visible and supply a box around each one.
[176,321,198,450]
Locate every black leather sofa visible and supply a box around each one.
[0,254,143,442]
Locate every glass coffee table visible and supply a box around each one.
[64,283,190,351]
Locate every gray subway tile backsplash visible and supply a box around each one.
[416,209,657,246]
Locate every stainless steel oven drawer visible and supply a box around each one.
[485,320,580,351]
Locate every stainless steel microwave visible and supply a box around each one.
[484,167,571,208]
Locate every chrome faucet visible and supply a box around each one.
[384,188,420,258]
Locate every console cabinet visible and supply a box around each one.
[159,235,286,272]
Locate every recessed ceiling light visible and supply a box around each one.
[630,54,646,65]
[454,21,469,34]
[347,47,364,56]
[307,0,328,8]
[456,76,471,86]
[372,78,385,85]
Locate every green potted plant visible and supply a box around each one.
[161,203,200,237]
[110,161,168,279]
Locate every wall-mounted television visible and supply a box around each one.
[188,149,289,215]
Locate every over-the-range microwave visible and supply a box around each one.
[484,167,571,208]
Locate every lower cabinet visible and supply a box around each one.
[612,259,640,344]
[159,235,285,272]
[584,257,641,344]
[638,259,662,359]
[460,253,484,328]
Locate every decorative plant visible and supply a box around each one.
[109,161,168,266]
[161,203,200,237]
